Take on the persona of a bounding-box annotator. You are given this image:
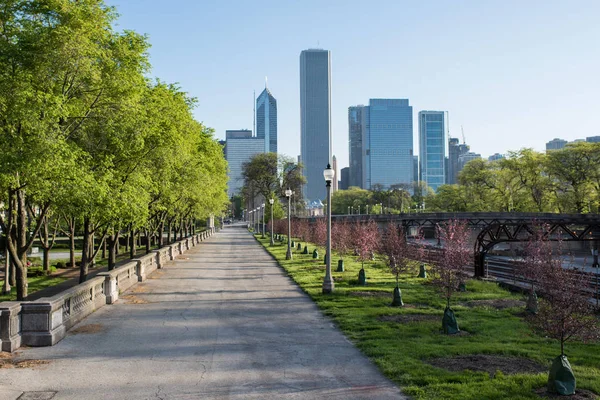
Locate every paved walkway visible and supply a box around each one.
[0,224,404,400]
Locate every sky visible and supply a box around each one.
[105,0,600,171]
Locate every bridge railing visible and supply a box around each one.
[0,229,214,352]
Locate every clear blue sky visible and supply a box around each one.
[106,0,600,170]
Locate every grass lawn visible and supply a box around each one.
[257,234,600,399]
[0,274,70,302]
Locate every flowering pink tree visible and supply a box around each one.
[295,219,309,242]
[273,219,286,236]
[311,217,327,248]
[518,223,551,313]
[332,220,351,259]
[352,219,380,284]
[431,220,472,334]
[332,220,352,271]
[380,222,413,305]
[524,229,600,394]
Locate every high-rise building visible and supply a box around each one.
[488,153,504,161]
[332,155,338,192]
[586,136,600,143]
[300,49,331,201]
[348,106,368,188]
[340,167,350,190]
[225,130,264,197]
[546,138,568,152]
[419,111,447,191]
[366,99,413,189]
[457,152,481,174]
[256,86,277,153]
[413,155,419,183]
[447,138,470,184]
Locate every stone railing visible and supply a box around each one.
[0,229,213,352]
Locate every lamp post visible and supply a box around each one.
[248,210,252,230]
[323,163,335,293]
[261,203,265,238]
[285,189,293,260]
[269,198,275,246]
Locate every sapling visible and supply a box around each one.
[525,228,600,395]
[332,220,351,272]
[351,219,379,285]
[431,220,472,334]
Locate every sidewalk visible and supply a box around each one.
[0,224,405,400]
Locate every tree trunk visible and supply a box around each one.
[129,226,136,259]
[79,217,92,284]
[43,247,50,272]
[157,220,165,247]
[167,221,172,244]
[68,218,76,269]
[108,231,120,271]
[90,234,95,267]
[145,228,151,254]
[9,256,16,287]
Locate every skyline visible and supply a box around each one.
[105,0,600,171]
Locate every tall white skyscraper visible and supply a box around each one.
[300,49,331,201]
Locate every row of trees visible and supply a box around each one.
[268,218,599,393]
[0,0,228,300]
[429,143,600,213]
[241,153,306,220]
[330,143,600,215]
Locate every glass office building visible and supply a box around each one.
[367,99,413,189]
[348,106,368,188]
[300,49,331,201]
[256,87,277,153]
[419,111,447,191]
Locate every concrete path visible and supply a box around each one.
[0,225,405,400]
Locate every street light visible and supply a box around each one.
[261,203,265,238]
[285,189,293,260]
[323,163,335,294]
[269,198,275,246]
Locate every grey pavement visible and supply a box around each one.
[0,224,405,400]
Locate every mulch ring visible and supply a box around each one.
[427,354,546,377]
[0,352,49,369]
[378,314,438,323]
[535,387,599,399]
[461,299,525,310]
